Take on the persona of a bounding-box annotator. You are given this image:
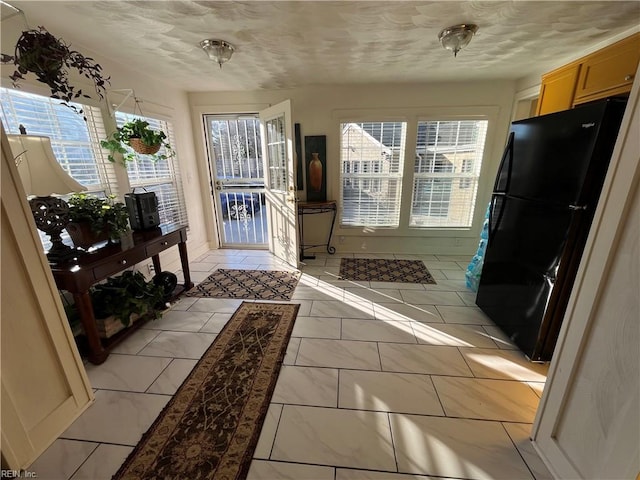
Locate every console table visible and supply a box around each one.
[50,224,193,365]
[297,200,337,261]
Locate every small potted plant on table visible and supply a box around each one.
[66,193,130,248]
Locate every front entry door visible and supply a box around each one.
[206,115,268,248]
[259,100,298,267]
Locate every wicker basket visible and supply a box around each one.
[94,313,142,339]
[128,138,161,155]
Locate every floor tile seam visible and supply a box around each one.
[427,374,448,417]
[56,436,138,448]
[140,325,214,334]
[480,325,508,349]
[88,386,174,397]
[385,412,400,473]
[131,351,207,362]
[431,375,548,385]
[142,358,180,394]
[276,402,531,423]
[266,403,286,460]
[57,440,101,480]
[256,458,377,476]
[332,366,540,384]
[499,422,538,480]
[291,336,303,365]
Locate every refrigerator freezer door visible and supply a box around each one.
[477,195,576,359]
[508,101,610,205]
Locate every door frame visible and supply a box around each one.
[259,100,299,267]
[203,113,269,249]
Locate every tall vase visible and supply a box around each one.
[309,152,323,192]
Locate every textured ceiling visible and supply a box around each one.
[3,1,640,92]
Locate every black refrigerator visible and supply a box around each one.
[476,98,627,362]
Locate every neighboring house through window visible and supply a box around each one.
[340,121,406,227]
[339,117,488,230]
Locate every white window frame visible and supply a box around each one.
[410,119,489,228]
[332,106,500,238]
[339,121,407,228]
[0,86,117,196]
[114,111,189,227]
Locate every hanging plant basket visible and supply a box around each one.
[100,118,174,165]
[1,26,110,117]
[128,137,161,155]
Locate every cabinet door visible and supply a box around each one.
[1,128,93,469]
[536,63,581,116]
[574,32,640,104]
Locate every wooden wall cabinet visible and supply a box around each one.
[536,32,640,116]
[536,62,581,116]
[573,33,640,105]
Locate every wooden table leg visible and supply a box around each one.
[178,241,193,289]
[152,254,162,276]
[73,291,108,365]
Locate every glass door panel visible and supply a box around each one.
[206,115,268,248]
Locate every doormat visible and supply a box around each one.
[339,258,437,284]
[185,269,301,301]
[113,302,300,480]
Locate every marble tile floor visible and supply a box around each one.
[30,250,552,480]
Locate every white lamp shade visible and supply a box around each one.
[7,134,87,196]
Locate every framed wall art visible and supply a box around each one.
[304,135,327,202]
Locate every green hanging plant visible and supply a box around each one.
[1,26,110,117]
[100,119,174,165]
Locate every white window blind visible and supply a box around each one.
[411,120,488,228]
[115,112,188,227]
[1,87,117,195]
[340,122,406,227]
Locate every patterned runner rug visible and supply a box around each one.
[186,269,301,301]
[340,258,437,284]
[114,302,300,480]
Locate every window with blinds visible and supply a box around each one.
[115,112,188,227]
[0,87,117,195]
[340,122,406,227]
[411,120,488,228]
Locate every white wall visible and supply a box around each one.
[1,22,210,268]
[189,80,516,255]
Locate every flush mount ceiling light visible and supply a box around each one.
[438,24,479,57]
[200,39,235,68]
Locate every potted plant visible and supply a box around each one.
[1,26,109,117]
[66,193,129,248]
[91,271,165,333]
[100,119,174,165]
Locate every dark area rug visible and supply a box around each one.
[340,258,437,284]
[113,302,300,480]
[185,269,301,301]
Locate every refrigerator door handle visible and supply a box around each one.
[493,132,515,193]
[488,193,506,247]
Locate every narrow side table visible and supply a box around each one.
[297,200,337,261]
